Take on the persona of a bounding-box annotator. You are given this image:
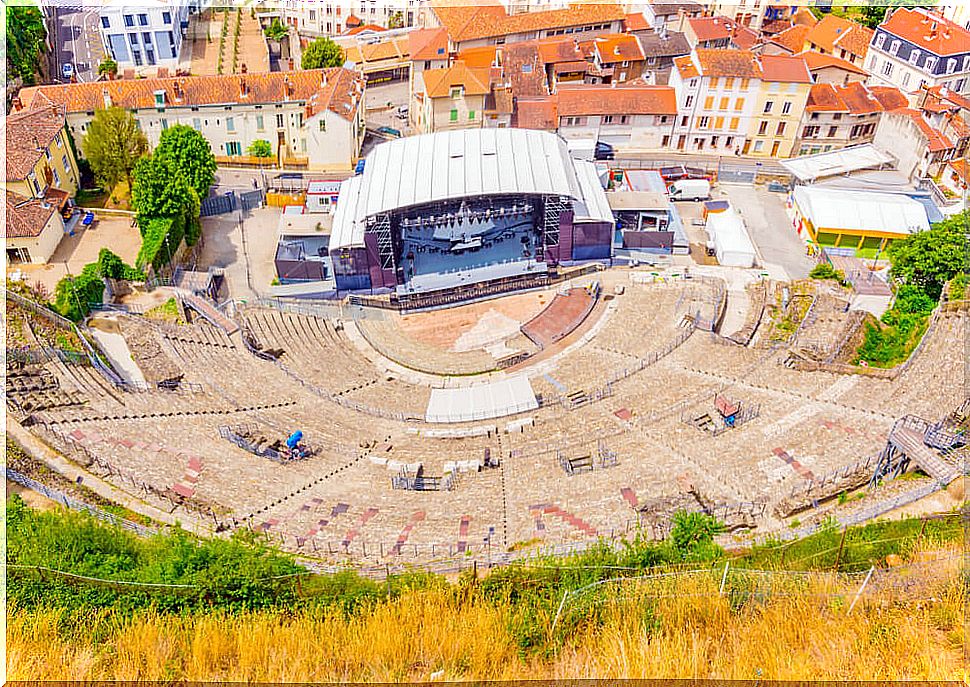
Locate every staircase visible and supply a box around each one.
[180,293,240,336]
[889,425,962,485]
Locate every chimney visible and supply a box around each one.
[241,63,248,74]
[283,76,291,100]
[321,71,328,87]
[102,88,112,108]
[614,45,621,56]
[11,96,22,111]
[173,79,184,102]
[240,77,249,98]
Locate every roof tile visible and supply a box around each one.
[878,7,970,57]
[6,105,65,180]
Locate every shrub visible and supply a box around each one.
[809,262,846,284]
[948,272,969,301]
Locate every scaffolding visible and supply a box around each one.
[541,195,567,260]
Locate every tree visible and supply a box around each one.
[301,37,344,70]
[6,4,47,85]
[97,58,118,78]
[131,155,198,226]
[153,125,217,198]
[387,11,404,29]
[669,511,725,561]
[81,107,149,192]
[247,139,273,158]
[887,212,967,301]
[264,17,288,41]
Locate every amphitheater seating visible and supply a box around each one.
[520,286,596,349]
[356,315,499,375]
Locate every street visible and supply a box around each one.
[48,3,103,83]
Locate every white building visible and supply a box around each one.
[279,0,429,36]
[17,69,366,173]
[100,0,194,74]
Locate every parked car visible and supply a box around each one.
[354,159,366,175]
[659,165,709,184]
[668,179,712,202]
[61,62,74,81]
[593,141,615,161]
[396,105,409,119]
[376,126,402,138]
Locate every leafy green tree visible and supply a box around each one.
[6,4,47,85]
[669,511,725,561]
[51,264,105,321]
[887,212,967,300]
[301,37,344,70]
[97,58,118,78]
[153,125,217,198]
[131,155,196,223]
[247,139,273,158]
[81,107,149,192]
[264,17,288,41]
[387,10,404,29]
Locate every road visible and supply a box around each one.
[47,3,103,83]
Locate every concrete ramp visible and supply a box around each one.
[890,427,962,485]
[180,294,240,336]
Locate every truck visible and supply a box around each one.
[668,179,712,202]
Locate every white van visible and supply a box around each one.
[669,179,712,202]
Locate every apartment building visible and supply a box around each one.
[411,62,493,133]
[798,51,868,86]
[16,70,366,172]
[100,1,191,74]
[794,82,907,156]
[280,0,427,36]
[684,16,758,50]
[865,7,970,99]
[669,49,762,154]
[516,84,677,149]
[635,1,703,33]
[746,55,812,158]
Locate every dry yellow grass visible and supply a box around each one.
[8,562,968,682]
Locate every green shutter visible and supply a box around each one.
[468,110,475,120]
[450,109,458,122]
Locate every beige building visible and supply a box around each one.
[795,82,908,156]
[746,54,813,158]
[6,105,81,205]
[412,62,492,133]
[5,191,67,265]
[17,69,366,172]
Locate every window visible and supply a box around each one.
[142,32,152,45]
[947,58,957,74]
[146,49,155,65]
[769,82,781,92]
[875,33,885,50]
[925,56,937,72]
[193,117,201,130]
[128,33,138,45]
[162,10,171,23]
[450,109,458,122]
[603,115,614,124]
[137,13,148,25]
[828,125,838,137]
[124,14,134,27]
[226,141,242,156]
[53,168,61,186]
[44,147,52,161]
[468,110,475,120]
[964,57,970,71]
[620,115,628,125]
[689,78,698,88]
[753,140,764,152]
[882,61,893,77]
[868,54,877,70]
[714,116,724,129]
[711,136,719,147]
[276,113,284,128]
[889,39,900,55]
[227,117,235,132]
[710,77,719,89]
[161,118,168,130]
[55,132,62,148]
[734,97,745,111]
[699,116,709,128]
[833,113,842,120]
[740,78,749,90]
[168,31,175,46]
[680,115,689,127]
[956,78,966,92]
[132,50,142,66]
[802,125,819,138]
[902,72,911,88]
[763,100,773,113]
[101,16,110,28]
[661,135,670,147]
[719,97,729,110]
[729,117,739,131]
[724,77,734,90]
[725,136,733,147]
[782,101,791,115]
[449,86,463,98]
[909,49,921,65]
[704,96,714,110]
[684,95,694,108]
[319,119,326,132]
[62,154,69,171]
[776,121,786,136]
[256,115,264,130]
[758,120,768,135]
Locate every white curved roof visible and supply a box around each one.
[332,129,602,249]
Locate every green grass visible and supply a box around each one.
[74,189,107,208]
[948,273,968,301]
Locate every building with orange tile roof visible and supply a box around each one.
[748,55,813,158]
[17,69,366,172]
[429,0,625,51]
[6,104,81,204]
[411,62,505,133]
[866,7,970,99]
[795,82,907,155]
[796,50,869,85]
[764,24,811,56]
[804,15,873,66]
[280,0,425,37]
[340,34,412,84]
[685,16,759,51]
[4,190,68,266]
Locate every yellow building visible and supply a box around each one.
[6,104,81,203]
[5,190,67,265]
[744,54,812,158]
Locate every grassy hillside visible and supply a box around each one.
[6,494,968,680]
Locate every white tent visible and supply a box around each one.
[705,208,756,268]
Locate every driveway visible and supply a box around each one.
[196,206,281,301]
[49,5,103,83]
[721,184,815,281]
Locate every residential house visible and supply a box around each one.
[411,62,492,132]
[635,1,703,33]
[100,1,192,75]
[16,69,366,172]
[803,14,873,67]
[428,0,626,52]
[6,104,81,203]
[794,82,907,156]
[516,83,677,149]
[5,191,67,265]
[865,7,970,99]
[746,54,813,158]
[873,108,960,180]
[797,51,869,86]
[340,33,411,84]
[629,29,691,85]
[669,49,763,154]
[763,24,811,56]
[940,156,968,195]
[684,16,759,50]
[709,0,793,32]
